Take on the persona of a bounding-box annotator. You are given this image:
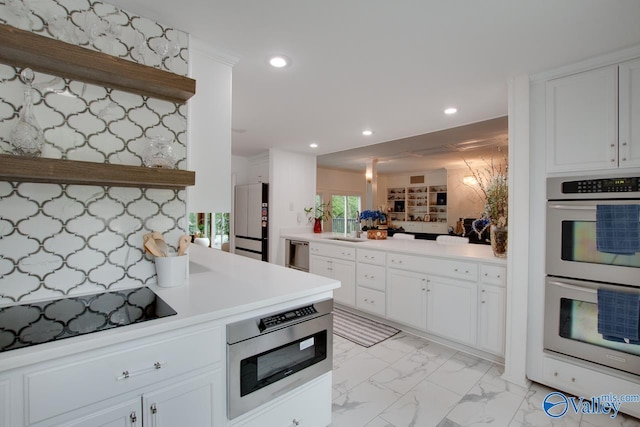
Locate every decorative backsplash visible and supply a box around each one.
[0,0,190,305]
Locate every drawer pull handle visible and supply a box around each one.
[292,419,300,426]
[130,412,137,424]
[117,362,166,381]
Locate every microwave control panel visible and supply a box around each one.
[259,304,318,332]
[562,177,640,194]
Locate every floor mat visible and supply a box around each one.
[333,308,400,347]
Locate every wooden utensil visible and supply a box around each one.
[151,231,168,257]
[143,233,154,255]
[144,238,164,257]
[178,235,190,256]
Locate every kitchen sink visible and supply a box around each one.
[325,237,368,243]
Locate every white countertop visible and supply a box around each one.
[0,245,340,371]
[282,232,507,264]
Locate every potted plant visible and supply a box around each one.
[304,202,332,233]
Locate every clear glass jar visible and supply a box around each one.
[10,68,44,157]
[142,136,177,169]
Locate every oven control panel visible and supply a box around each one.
[259,305,318,332]
[562,177,639,194]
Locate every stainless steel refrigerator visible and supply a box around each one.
[233,183,268,261]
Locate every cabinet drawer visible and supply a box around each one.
[309,242,355,260]
[480,264,506,286]
[356,263,386,291]
[356,287,386,317]
[387,252,434,273]
[236,373,331,427]
[25,325,221,425]
[357,249,386,265]
[433,259,478,281]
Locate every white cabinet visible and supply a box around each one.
[356,249,386,316]
[477,264,506,356]
[387,268,427,330]
[59,398,141,427]
[619,57,640,168]
[546,58,640,172]
[0,378,11,427]
[234,373,331,427]
[142,370,219,427]
[426,275,477,347]
[310,243,356,307]
[21,324,223,427]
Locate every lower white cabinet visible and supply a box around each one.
[426,276,477,347]
[478,284,506,355]
[142,370,219,427]
[387,268,427,330]
[0,377,10,427]
[310,255,356,307]
[59,398,141,427]
[20,324,223,427]
[234,373,331,427]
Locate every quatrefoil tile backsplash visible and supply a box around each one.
[0,0,190,305]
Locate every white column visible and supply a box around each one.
[502,74,531,388]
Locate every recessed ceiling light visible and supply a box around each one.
[309,143,318,148]
[269,55,289,68]
[444,107,458,115]
[362,130,373,136]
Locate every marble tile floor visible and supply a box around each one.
[330,333,640,427]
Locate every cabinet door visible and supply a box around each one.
[546,65,618,172]
[426,276,477,346]
[59,398,141,427]
[331,259,356,307]
[387,268,427,330]
[619,57,640,169]
[478,284,506,356]
[0,378,10,427]
[234,185,248,236]
[142,370,219,427]
[309,255,332,278]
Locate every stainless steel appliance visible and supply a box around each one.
[227,298,333,419]
[545,173,640,375]
[234,183,269,261]
[285,239,309,272]
[547,174,640,286]
[544,277,640,376]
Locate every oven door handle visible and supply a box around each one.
[547,204,596,211]
[548,280,597,294]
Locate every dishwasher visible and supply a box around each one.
[285,239,309,272]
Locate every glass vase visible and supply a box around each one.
[142,136,177,168]
[9,68,44,157]
[490,224,508,258]
[313,218,322,233]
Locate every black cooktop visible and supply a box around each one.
[0,287,177,353]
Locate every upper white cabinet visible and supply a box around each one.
[619,58,640,168]
[546,58,640,172]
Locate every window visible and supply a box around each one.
[331,195,361,233]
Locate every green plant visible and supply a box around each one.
[304,202,332,223]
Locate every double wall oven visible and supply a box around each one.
[545,173,640,376]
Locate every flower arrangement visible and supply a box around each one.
[359,210,384,231]
[464,150,508,227]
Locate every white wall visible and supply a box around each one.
[187,38,236,213]
[269,149,317,265]
[446,167,485,223]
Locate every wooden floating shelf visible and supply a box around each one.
[0,24,196,103]
[0,155,195,190]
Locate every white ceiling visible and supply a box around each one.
[109,0,640,172]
